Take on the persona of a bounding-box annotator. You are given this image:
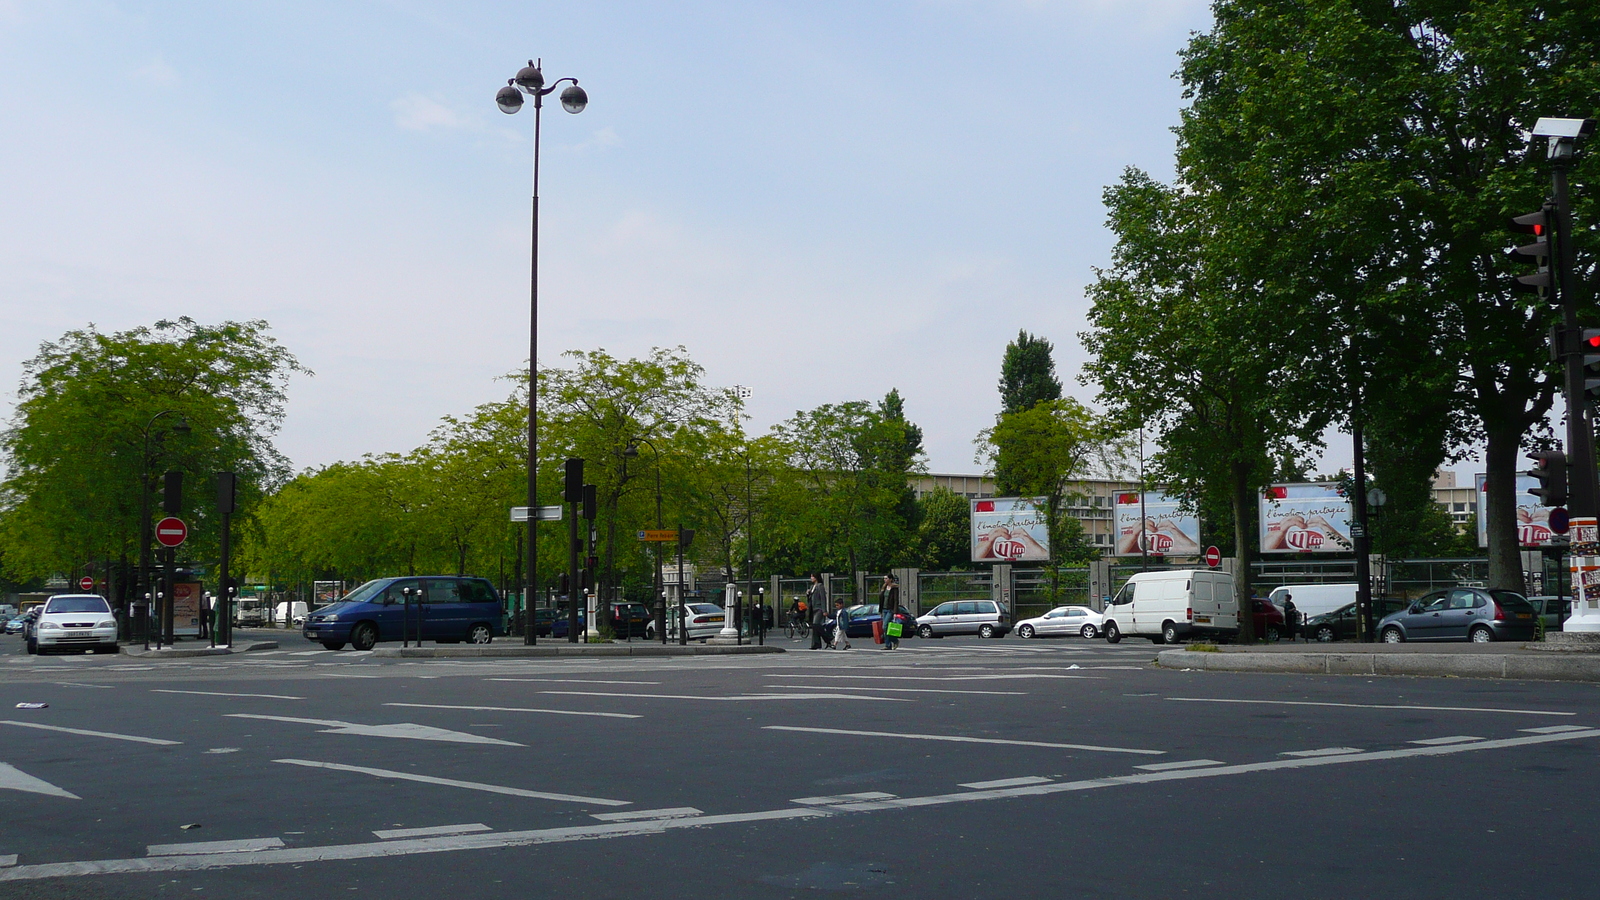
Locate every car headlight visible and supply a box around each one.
[98,619,117,628]
[40,622,62,631]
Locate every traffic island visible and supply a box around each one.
[121,640,280,658]
[371,643,785,659]
[1156,642,1600,683]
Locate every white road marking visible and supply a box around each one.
[539,691,913,703]
[55,682,112,689]
[1166,697,1576,716]
[0,721,180,746]
[1134,759,1225,772]
[205,748,241,754]
[148,838,284,857]
[792,792,897,805]
[291,650,329,656]
[319,674,381,678]
[959,776,1051,789]
[1522,725,1591,734]
[1409,736,1484,745]
[765,725,1164,755]
[383,702,640,720]
[763,673,1090,682]
[373,824,491,840]
[273,759,631,806]
[0,855,15,868]
[153,690,304,700]
[1280,747,1363,757]
[226,714,523,746]
[591,808,702,822]
[487,678,662,685]
[0,762,80,799]
[766,685,1026,696]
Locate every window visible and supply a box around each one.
[46,597,110,614]
[461,580,495,604]
[955,602,979,615]
[931,603,956,616]
[385,579,423,605]
[1446,590,1477,610]
[424,579,464,604]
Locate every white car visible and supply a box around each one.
[27,594,118,655]
[646,602,726,641]
[1015,605,1104,639]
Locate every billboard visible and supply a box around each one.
[1113,492,1201,557]
[1259,483,1353,554]
[1475,473,1557,548]
[971,497,1051,562]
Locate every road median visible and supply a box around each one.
[1156,645,1600,682]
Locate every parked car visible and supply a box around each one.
[1252,598,1286,642]
[550,601,655,639]
[1377,588,1537,643]
[1101,569,1236,644]
[4,614,29,635]
[1526,596,1571,632]
[527,607,560,637]
[302,576,504,650]
[1305,602,1360,642]
[838,604,917,639]
[1016,605,1103,639]
[646,603,726,641]
[1265,583,1358,623]
[916,599,1011,639]
[27,594,118,655]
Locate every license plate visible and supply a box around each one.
[1517,614,1531,619]
[1196,616,1211,624]
[68,630,90,636]
[305,631,318,638]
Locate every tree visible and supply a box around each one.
[998,330,1062,415]
[909,487,971,571]
[0,318,304,592]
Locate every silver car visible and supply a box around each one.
[1016,605,1103,639]
[1377,588,1537,643]
[28,594,118,655]
[915,600,1011,639]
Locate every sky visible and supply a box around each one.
[1,0,1465,481]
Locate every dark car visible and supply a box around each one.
[1377,587,1537,643]
[529,607,559,637]
[1305,602,1361,642]
[550,602,654,639]
[302,576,504,650]
[839,604,917,640]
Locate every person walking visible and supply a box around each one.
[807,573,828,650]
[830,599,852,650]
[880,574,901,651]
[1282,594,1299,642]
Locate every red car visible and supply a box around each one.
[1251,598,1286,641]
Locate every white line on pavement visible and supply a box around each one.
[765,685,1026,696]
[55,683,113,689]
[7,729,1600,883]
[1522,725,1591,733]
[273,759,631,806]
[153,690,304,700]
[148,838,284,857]
[373,824,491,840]
[959,776,1051,789]
[1134,760,1225,772]
[383,703,640,720]
[227,714,523,746]
[0,762,80,799]
[1280,747,1363,757]
[764,725,1164,756]
[487,679,662,685]
[0,855,15,868]
[1165,697,1577,716]
[1408,736,1483,745]
[591,808,702,822]
[764,673,1091,682]
[791,792,897,805]
[0,721,180,746]
[539,691,913,702]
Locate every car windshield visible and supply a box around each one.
[687,604,722,615]
[339,580,388,605]
[1489,590,1535,612]
[45,597,109,614]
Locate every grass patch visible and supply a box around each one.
[1186,643,1220,652]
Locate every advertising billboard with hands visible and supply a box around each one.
[1113,492,1202,557]
[1474,473,1557,548]
[1259,483,1353,554]
[971,497,1051,562]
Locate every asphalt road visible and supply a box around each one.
[1,629,1596,899]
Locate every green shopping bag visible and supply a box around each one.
[885,621,903,638]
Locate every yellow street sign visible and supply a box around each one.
[636,530,679,542]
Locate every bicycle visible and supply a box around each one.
[785,612,810,640]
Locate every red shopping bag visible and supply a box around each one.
[872,620,884,644]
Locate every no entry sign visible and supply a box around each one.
[78,576,94,591]
[1204,545,1223,568]
[155,516,189,548]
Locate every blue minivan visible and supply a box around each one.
[303,576,504,650]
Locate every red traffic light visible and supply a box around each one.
[1511,209,1550,236]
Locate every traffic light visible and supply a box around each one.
[564,457,584,503]
[162,471,183,513]
[678,527,694,550]
[1509,207,1554,301]
[1584,329,1600,399]
[1526,450,1569,507]
[582,484,597,521]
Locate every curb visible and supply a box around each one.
[120,640,279,659]
[370,643,787,659]
[1156,648,1600,683]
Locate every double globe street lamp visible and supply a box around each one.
[496,60,587,644]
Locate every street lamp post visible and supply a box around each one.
[496,59,588,646]
[138,411,188,650]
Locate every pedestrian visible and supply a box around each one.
[830,599,852,650]
[1282,594,1299,642]
[880,574,901,650]
[807,573,828,650]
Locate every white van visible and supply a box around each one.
[1266,584,1357,623]
[1102,569,1236,644]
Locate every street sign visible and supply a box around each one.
[78,576,94,591]
[510,506,563,522]
[636,530,679,542]
[1551,507,1571,534]
[1204,545,1222,568]
[155,516,188,548]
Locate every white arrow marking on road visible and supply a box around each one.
[148,838,284,857]
[0,721,180,745]
[1166,697,1577,716]
[0,763,80,799]
[764,725,1165,755]
[538,691,912,702]
[226,714,523,746]
[273,759,629,806]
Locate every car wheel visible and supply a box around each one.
[979,623,996,639]
[1018,624,1035,639]
[1314,625,1335,643]
[1105,621,1121,644]
[469,624,493,645]
[1080,624,1098,639]
[321,641,346,651]
[1469,625,1493,643]
[1381,626,1404,644]
[1264,625,1280,643]
[918,624,934,639]
[1162,622,1180,645]
[351,622,379,652]
[25,640,37,655]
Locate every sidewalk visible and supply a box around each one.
[372,643,785,658]
[121,640,280,658]
[1155,639,1600,682]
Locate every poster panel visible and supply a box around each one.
[1113,492,1202,557]
[171,581,203,636]
[1259,483,1354,554]
[971,497,1051,562]
[1475,473,1556,548]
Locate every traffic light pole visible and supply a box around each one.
[1553,161,1598,522]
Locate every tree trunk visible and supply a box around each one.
[1482,423,1525,591]
[1232,460,1256,643]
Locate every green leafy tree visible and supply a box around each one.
[998,330,1063,415]
[909,486,971,571]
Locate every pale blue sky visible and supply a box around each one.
[1,0,1230,475]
